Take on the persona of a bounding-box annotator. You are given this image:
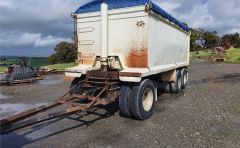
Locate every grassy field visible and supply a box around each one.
[225,48,240,63]
[0,57,49,73]
[0,57,50,67]
[191,48,240,64]
[46,62,78,71]
[190,50,212,59]
[0,57,78,72]
[0,66,7,73]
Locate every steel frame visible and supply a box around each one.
[0,77,120,134]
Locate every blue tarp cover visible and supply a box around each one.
[75,0,191,32]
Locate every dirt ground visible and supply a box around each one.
[0,61,240,148]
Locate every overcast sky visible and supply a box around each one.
[0,0,239,57]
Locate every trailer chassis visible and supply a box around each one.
[0,71,120,134]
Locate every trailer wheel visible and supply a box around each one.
[131,79,156,120]
[119,85,133,117]
[70,77,84,95]
[181,68,188,89]
[170,70,182,94]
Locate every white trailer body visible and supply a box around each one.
[65,0,191,120]
[0,1,192,125]
[66,2,190,83]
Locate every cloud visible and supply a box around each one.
[34,35,71,47]
[155,0,240,35]
[0,0,239,56]
[0,0,12,7]
[0,0,86,37]
[152,0,181,14]
[0,32,71,48]
[0,0,91,56]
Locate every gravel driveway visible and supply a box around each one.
[1,61,240,148]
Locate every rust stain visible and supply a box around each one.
[126,48,148,68]
[77,52,95,65]
[79,58,95,65]
[125,20,148,68]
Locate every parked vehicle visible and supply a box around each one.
[66,0,191,120]
[0,1,192,135]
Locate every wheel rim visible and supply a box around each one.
[142,88,154,111]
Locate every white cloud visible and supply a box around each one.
[34,35,71,47]
[156,0,240,35]
[0,0,239,56]
[0,0,12,7]
[180,3,216,28]
[16,33,42,46]
[0,32,71,47]
[152,0,181,14]
[0,0,91,56]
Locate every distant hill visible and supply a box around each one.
[0,56,50,69]
[0,55,47,60]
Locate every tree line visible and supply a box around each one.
[48,29,240,64]
[191,28,240,51]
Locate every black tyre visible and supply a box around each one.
[170,70,182,94]
[131,79,156,120]
[181,68,188,89]
[70,77,84,95]
[119,85,133,117]
[162,82,171,93]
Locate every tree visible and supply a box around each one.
[49,41,77,64]
[191,28,240,51]
[202,31,220,49]
[190,28,205,51]
[48,54,58,64]
[221,33,240,49]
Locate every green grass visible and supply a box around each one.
[0,58,50,67]
[0,66,7,73]
[0,57,50,72]
[0,58,20,65]
[0,57,77,72]
[190,50,212,59]
[191,48,240,64]
[27,58,50,67]
[225,48,240,64]
[46,62,78,71]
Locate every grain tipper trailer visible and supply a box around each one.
[0,0,191,134]
[66,0,191,119]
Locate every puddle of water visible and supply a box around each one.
[37,75,64,85]
[0,103,47,120]
[38,79,63,85]
[0,94,14,100]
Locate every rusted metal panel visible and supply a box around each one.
[86,70,119,80]
[77,52,95,65]
[119,72,142,77]
[125,20,148,68]
[75,6,148,69]
[126,48,148,68]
